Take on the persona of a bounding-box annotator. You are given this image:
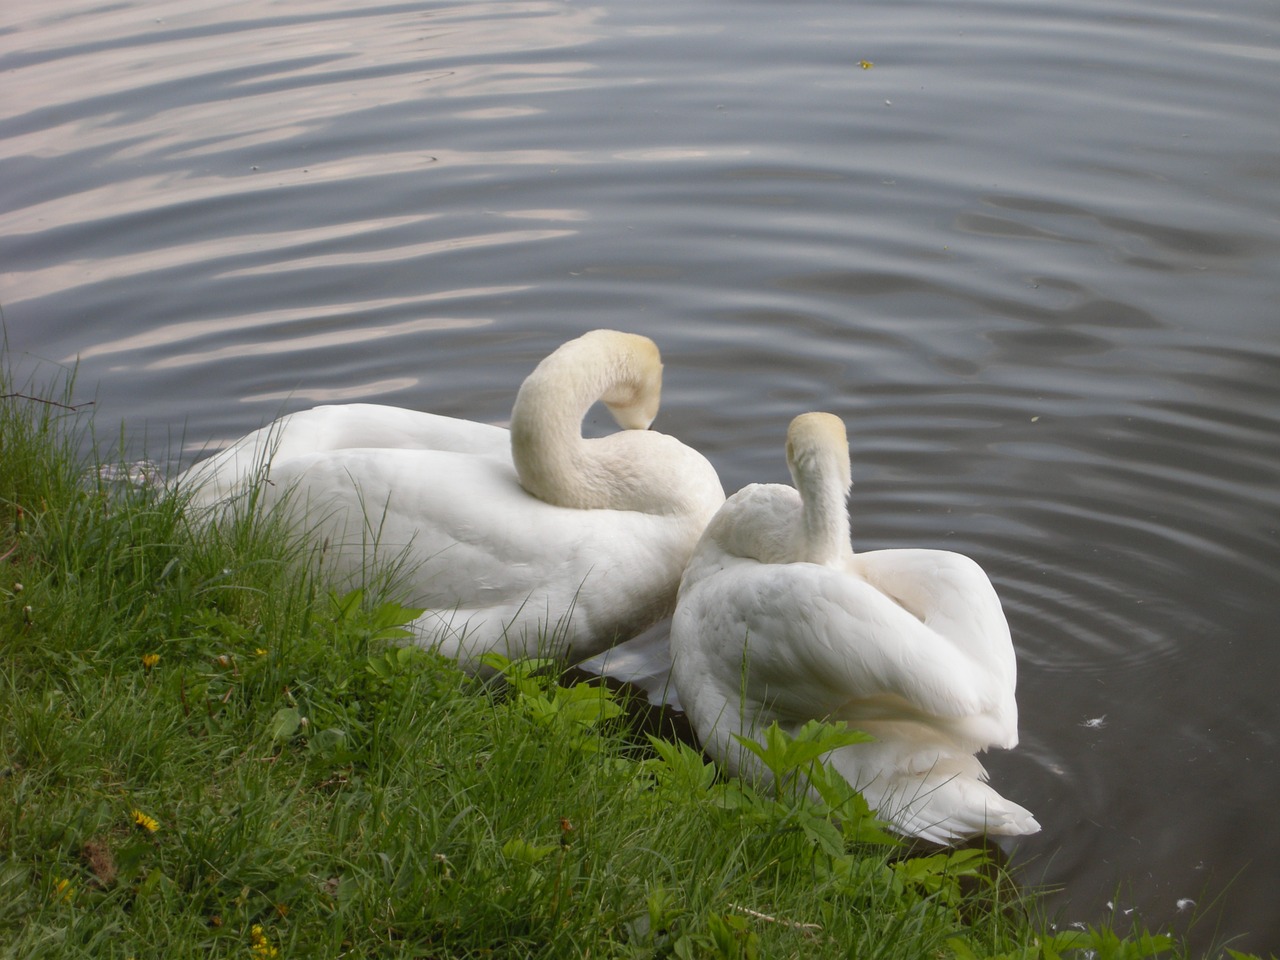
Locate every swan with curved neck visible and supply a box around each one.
[180,330,725,670]
[670,412,1038,844]
[506,331,707,517]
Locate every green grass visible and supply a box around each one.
[0,360,1250,959]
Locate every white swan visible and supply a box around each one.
[179,330,725,670]
[669,412,1038,844]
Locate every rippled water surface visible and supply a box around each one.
[5,0,1279,951]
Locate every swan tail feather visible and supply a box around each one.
[868,771,1041,845]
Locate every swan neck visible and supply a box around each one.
[508,332,658,509]
[798,469,854,566]
[785,413,855,566]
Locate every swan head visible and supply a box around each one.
[598,332,663,430]
[785,412,852,493]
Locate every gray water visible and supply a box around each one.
[4,0,1279,951]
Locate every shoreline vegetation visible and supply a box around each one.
[0,360,1260,958]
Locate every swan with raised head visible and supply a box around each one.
[180,330,725,671]
[669,412,1038,844]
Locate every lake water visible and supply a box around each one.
[4,0,1279,952]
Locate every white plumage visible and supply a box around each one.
[670,412,1038,844]
[179,330,725,671]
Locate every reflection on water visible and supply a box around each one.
[4,0,1280,951]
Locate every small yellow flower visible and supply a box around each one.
[142,653,160,669]
[52,877,75,903]
[255,648,268,657]
[250,924,280,958]
[131,809,159,833]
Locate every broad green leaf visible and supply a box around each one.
[329,588,364,623]
[502,837,559,865]
[268,706,301,740]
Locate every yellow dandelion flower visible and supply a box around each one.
[131,809,159,833]
[142,653,160,669]
[52,877,75,903]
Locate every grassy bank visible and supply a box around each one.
[0,362,1240,958]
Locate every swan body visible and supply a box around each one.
[670,413,1038,844]
[179,330,725,670]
